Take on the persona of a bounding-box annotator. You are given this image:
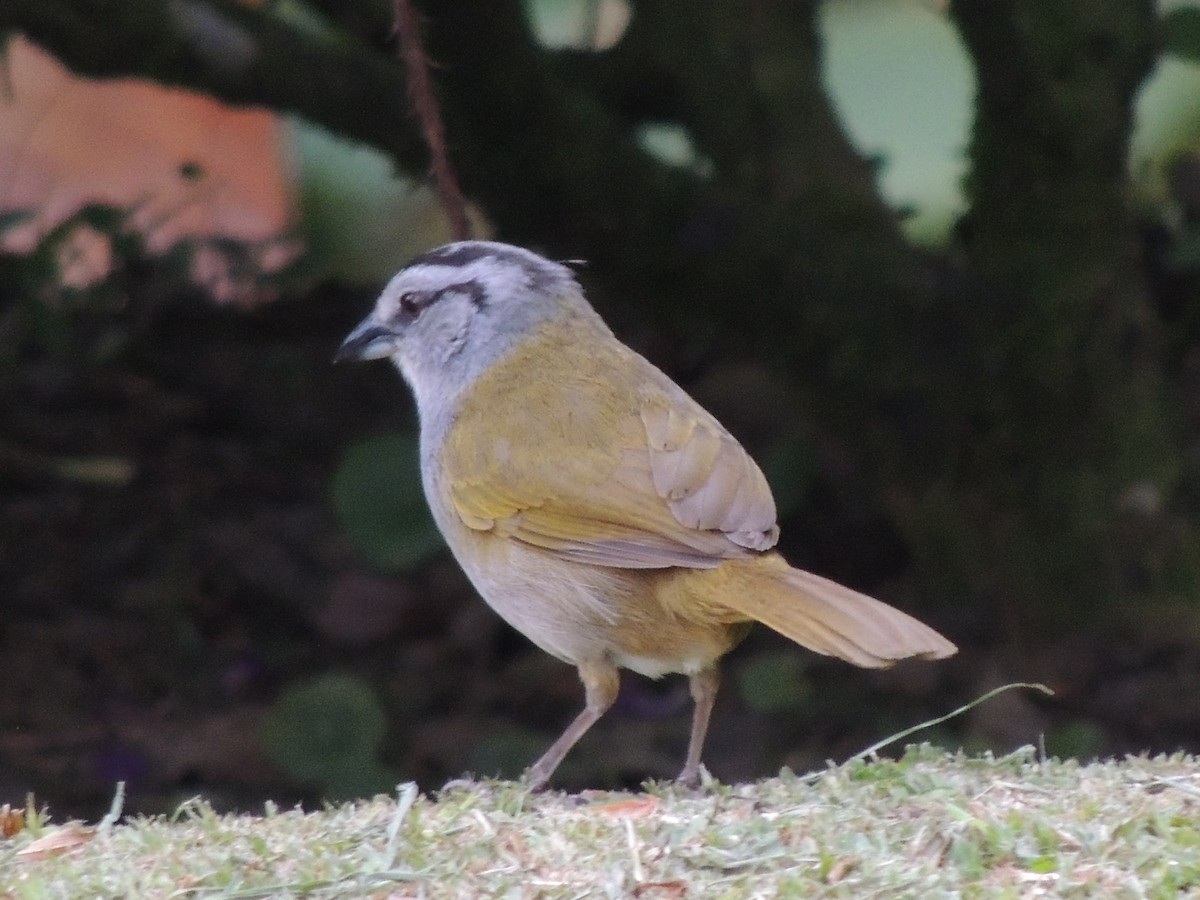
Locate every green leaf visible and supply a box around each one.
[1044,720,1105,761]
[260,672,394,798]
[737,651,811,713]
[333,432,443,570]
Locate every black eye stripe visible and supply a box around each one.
[453,280,487,309]
[396,280,486,320]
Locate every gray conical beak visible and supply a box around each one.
[335,316,395,363]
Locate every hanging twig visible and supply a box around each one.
[392,0,473,240]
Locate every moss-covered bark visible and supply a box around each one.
[914,0,1193,623]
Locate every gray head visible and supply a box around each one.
[336,241,605,403]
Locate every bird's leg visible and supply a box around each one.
[525,658,620,791]
[677,666,720,788]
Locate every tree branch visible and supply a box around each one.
[392,0,471,240]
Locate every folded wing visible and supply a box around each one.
[442,336,778,569]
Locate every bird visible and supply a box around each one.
[336,240,956,789]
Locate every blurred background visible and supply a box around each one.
[4,0,1200,817]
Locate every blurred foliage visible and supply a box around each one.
[0,201,291,365]
[260,673,396,800]
[1165,7,1200,64]
[286,120,473,283]
[332,432,443,571]
[1,203,181,362]
[736,651,813,714]
[1044,720,1108,761]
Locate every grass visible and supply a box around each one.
[4,745,1200,898]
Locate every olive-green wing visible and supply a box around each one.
[442,336,779,569]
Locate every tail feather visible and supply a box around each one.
[718,555,956,668]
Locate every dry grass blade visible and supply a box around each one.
[848,681,1054,762]
[97,780,125,835]
[375,781,418,871]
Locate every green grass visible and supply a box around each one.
[5,746,1200,897]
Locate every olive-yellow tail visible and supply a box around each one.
[674,553,957,668]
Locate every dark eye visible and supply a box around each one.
[398,289,439,320]
[398,291,423,316]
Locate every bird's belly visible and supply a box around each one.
[444,525,739,677]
